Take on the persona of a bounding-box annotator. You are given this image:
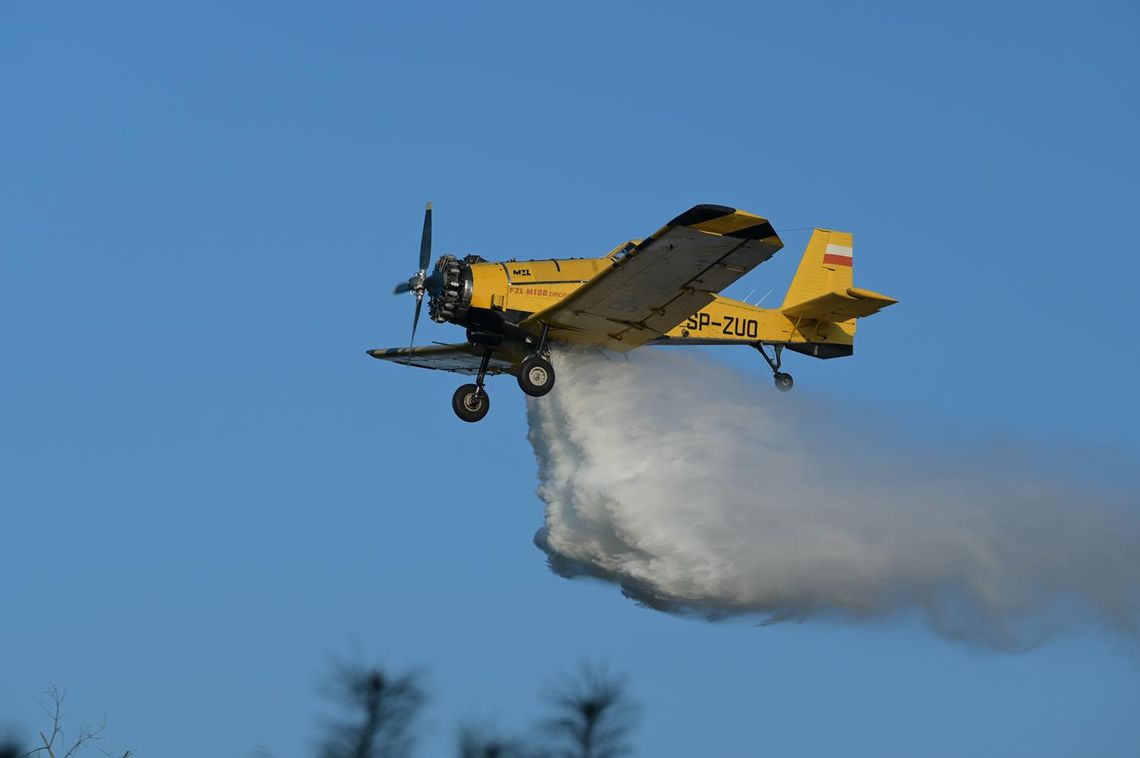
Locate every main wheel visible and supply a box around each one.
[452,383,491,422]
[517,356,556,397]
[774,372,794,392]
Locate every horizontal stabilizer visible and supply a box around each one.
[782,287,898,322]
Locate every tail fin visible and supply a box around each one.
[781,228,853,309]
[779,229,897,355]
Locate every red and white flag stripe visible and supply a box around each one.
[822,242,853,267]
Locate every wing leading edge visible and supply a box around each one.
[524,204,783,350]
[366,343,516,375]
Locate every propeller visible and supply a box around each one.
[393,202,441,352]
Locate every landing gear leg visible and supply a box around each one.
[452,348,494,422]
[532,322,551,358]
[753,343,794,392]
[475,347,492,397]
[518,323,556,397]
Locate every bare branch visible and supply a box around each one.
[20,685,128,758]
[61,718,106,758]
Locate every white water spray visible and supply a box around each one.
[526,348,1139,650]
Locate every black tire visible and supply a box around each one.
[452,383,491,422]
[774,372,794,392]
[517,356,556,397]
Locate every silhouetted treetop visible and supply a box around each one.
[318,662,425,758]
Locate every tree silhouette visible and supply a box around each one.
[318,663,425,758]
[10,661,642,757]
[456,724,533,758]
[542,666,637,758]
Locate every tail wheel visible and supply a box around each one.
[774,372,794,392]
[517,356,556,397]
[452,383,491,422]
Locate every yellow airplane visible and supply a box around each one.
[371,203,897,422]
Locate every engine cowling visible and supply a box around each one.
[428,254,476,324]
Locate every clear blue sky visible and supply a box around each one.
[3,2,1139,756]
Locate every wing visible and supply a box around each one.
[366,343,516,375]
[524,204,783,350]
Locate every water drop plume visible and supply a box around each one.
[527,348,1140,650]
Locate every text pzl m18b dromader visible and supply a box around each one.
[370,203,897,422]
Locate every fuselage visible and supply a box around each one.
[434,241,855,352]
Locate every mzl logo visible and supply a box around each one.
[512,268,531,277]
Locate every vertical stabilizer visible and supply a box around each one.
[781,229,853,308]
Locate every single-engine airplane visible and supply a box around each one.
[369,203,897,422]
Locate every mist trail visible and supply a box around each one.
[525,348,1140,650]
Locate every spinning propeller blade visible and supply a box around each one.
[419,202,432,273]
[391,202,434,360]
[409,296,423,352]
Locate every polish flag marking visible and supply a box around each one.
[822,243,853,267]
